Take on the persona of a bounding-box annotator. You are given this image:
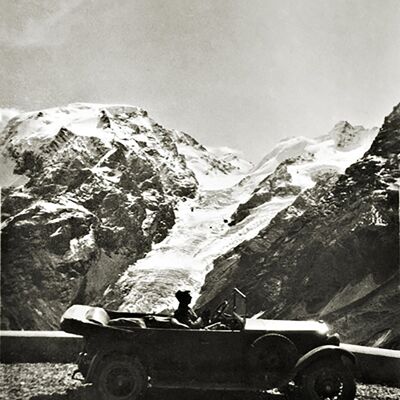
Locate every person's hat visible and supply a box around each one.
[175,290,191,301]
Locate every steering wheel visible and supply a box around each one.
[212,300,229,321]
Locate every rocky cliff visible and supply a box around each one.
[0,103,240,329]
[197,104,399,348]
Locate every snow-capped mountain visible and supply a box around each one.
[230,122,379,225]
[0,103,249,329]
[197,104,399,349]
[1,101,389,344]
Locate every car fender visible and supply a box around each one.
[86,351,104,383]
[294,345,356,374]
[252,333,294,347]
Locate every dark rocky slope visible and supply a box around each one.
[197,104,400,348]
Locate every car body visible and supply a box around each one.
[60,289,356,400]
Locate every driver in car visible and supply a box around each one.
[173,290,207,328]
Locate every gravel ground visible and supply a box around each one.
[1,363,399,400]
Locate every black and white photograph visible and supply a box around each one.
[1,1,399,399]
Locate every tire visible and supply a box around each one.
[297,358,356,400]
[248,333,298,389]
[94,355,147,400]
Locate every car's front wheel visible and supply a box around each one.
[297,358,356,400]
[94,355,147,400]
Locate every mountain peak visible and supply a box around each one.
[332,120,353,130]
[329,120,377,150]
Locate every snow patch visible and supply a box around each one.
[0,107,20,132]
[142,209,157,233]
[0,153,30,188]
[67,228,96,262]
[370,205,387,226]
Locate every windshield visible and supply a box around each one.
[233,288,247,320]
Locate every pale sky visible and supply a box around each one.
[1,0,400,161]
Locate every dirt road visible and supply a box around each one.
[1,363,399,400]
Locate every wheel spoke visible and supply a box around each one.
[106,366,135,396]
[96,356,146,400]
[298,359,356,400]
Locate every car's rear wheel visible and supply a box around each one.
[94,355,147,400]
[297,358,356,400]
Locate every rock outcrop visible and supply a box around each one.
[197,104,399,348]
[229,156,307,225]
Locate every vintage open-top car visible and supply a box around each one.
[60,289,357,400]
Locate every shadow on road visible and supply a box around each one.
[30,385,285,400]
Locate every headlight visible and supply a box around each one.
[317,321,330,335]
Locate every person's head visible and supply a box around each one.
[175,290,192,306]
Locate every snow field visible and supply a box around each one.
[116,123,378,313]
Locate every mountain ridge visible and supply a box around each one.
[0,102,389,342]
[1,103,240,329]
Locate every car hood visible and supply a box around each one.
[244,318,329,334]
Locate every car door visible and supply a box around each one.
[145,328,246,388]
[191,329,246,386]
